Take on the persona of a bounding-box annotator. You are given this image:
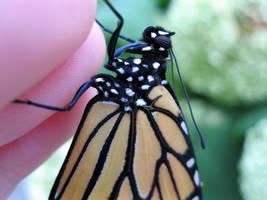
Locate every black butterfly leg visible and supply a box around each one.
[13,81,92,111]
[103,0,124,61]
[114,41,141,57]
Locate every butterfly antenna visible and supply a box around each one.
[170,51,176,92]
[170,49,205,149]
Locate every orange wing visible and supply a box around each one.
[49,86,201,200]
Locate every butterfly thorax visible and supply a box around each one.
[91,26,175,112]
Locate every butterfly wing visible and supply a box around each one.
[49,96,131,200]
[145,85,202,200]
[49,85,201,200]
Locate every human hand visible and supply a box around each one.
[0,0,105,198]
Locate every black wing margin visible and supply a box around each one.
[140,85,202,200]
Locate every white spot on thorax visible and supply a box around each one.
[112,62,116,67]
[158,30,168,35]
[147,75,154,82]
[152,62,160,69]
[96,77,104,82]
[114,83,120,88]
[142,46,152,51]
[117,68,125,74]
[121,97,128,102]
[141,84,150,90]
[126,77,133,82]
[159,47,165,51]
[106,82,111,87]
[110,88,119,95]
[186,158,195,168]
[151,32,157,38]
[124,61,129,65]
[104,91,109,97]
[142,64,149,69]
[132,66,139,72]
[133,58,141,65]
[117,58,123,62]
[194,170,200,186]
[125,88,135,97]
[136,99,147,106]
[138,76,144,81]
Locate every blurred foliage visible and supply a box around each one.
[239,119,267,200]
[17,0,267,200]
[164,0,267,106]
[181,99,242,200]
[156,0,171,9]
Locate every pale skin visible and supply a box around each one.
[0,0,106,198]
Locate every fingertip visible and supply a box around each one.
[0,23,106,147]
[0,0,98,109]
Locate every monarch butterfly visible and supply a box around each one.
[14,0,204,199]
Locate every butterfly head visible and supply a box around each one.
[143,26,175,50]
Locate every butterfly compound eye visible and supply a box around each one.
[143,26,175,49]
[154,35,172,49]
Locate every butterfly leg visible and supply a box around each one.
[95,19,137,44]
[13,80,92,111]
[103,0,124,61]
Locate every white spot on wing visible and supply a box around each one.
[124,106,132,112]
[186,158,195,168]
[192,196,200,200]
[161,80,168,85]
[194,170,200,186]
[124,61,129,65]
[106,82,111,87]
[181,121,188,135]
[102,101,119,106]
[159,47,165,51]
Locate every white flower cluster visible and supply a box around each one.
[239,118,267,200]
